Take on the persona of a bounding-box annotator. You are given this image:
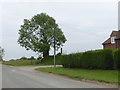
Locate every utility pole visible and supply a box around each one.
[61,48,62,55]
[53,28,56,67]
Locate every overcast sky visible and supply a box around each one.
[0,0,118,60]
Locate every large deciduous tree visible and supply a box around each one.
[18,13,67,57]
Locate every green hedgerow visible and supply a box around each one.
[62,49,115,70]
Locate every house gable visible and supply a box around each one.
[103,30,120,49]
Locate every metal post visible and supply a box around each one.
[54,28,56,67]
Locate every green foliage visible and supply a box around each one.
[0,61,2,64]
[19,57,28,60]
[18,13,67,57]
[61,53,82,68]
[80,49,114,69]
[36,56,43,64]
[30,56,35,60]
[18,57,36,60]
[9,59,15,61]
[36,67,118,83]
[40,55,62,65]
[62,49,115,70]
[3,49,119,70]
[3,56,62,66]
[0,46,4,60]
[3,60,37,66]
[113,49,120,70]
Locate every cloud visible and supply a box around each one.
[1,2,118,60]
[0,0,118,3]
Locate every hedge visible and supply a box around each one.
[61,49,119,70]
[61,53,82,68]
[113,49,120,70]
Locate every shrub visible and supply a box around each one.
[36,55,62,65]
[80,49,114,69]
[30,56,36,60]
[19,57,28,60]
[35,56,42,64]
[10,59,15,61]
[113,49,120,70]
[61,49,114,70]
[61,53,82,68]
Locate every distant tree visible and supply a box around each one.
[0,47,4,61]
[18,13,67,57]
[20,57,27,60]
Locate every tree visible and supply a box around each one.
[0,47,4,61]
[18,13,67,58]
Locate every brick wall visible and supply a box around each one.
[103,43,116,49]
[116,39,120,48]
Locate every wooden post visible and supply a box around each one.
[61,48,62,55]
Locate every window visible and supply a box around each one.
[111,37,116,44]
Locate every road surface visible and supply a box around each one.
[0,64,2,89]
[2,65,117,88]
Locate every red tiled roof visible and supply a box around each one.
[102,38,111,45]
[110,31,118,37]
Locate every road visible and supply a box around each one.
[0,64,2,89]
[2,65,117,88]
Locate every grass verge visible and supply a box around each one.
[36,67,118,84]
[0,61,2,64]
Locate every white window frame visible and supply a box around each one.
[111,37,116,44]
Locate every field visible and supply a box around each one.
[2,56,61,66]
[2,60,37,66]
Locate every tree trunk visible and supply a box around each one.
[43,50,49,58]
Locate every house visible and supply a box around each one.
[102,30,120,49]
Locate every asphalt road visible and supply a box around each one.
[2,65,117,88]
[0,64,2,89]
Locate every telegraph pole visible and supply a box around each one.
[53,28,56,67]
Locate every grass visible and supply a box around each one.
[2,56,61,66]
[0,61,2,64]
[2,60,38,66]
[36,67,119,84]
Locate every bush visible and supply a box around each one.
[61,49,114,70]
[61,53,82,68]
[80,49,114,69]
[113,49,120,70]
[19,57,28,60]
[36,57,43,64]
[10,59,15,61]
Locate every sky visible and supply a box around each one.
[0,0,119,60]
